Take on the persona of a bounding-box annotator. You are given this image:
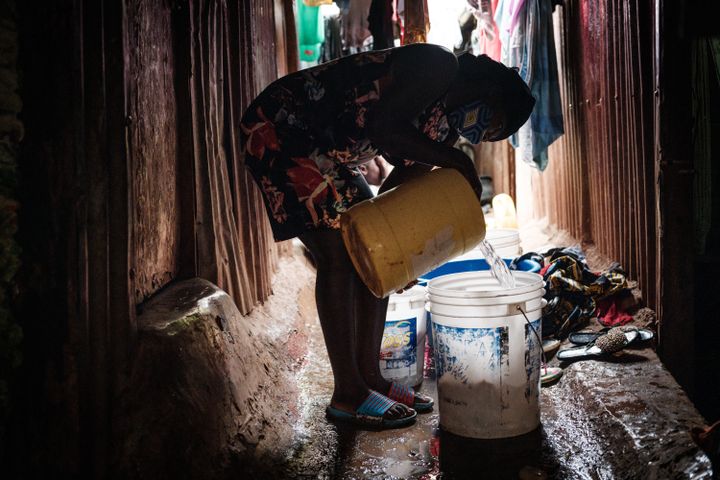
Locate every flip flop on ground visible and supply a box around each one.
[568,326,653,346]
[386,382,434,413]
[326,390,417,429]
[541,365,563,385]
[557,327,639,360]
[542,338,561,354]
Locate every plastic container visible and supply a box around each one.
[341,168,486,298]
[379,286,427,388]
[418,258,541,286]
[492,193,518,229]
[453,229,521,261]
[427,271,545,439]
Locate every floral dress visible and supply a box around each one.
[241,50,452,241]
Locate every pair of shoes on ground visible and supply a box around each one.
[326,382,433,429]
[557,326,654,360]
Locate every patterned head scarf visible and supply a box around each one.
[456,53,535,141]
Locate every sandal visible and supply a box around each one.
[325,390,417,428]
[541,365,563,385]
[542,339,561,354]
[568,326,653,346]
[387,382,434,413]
[557,327,639,360]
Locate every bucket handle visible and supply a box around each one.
[516,304,547,367]
[507,298,546,316]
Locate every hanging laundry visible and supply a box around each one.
[495,0,564,170]
[342,0,373,51]
[297,1,324,62]
[471,0,502,61]
[320,13,343,62]
[403,0,430,44]
[368,0,395,50]
[393,0,405,44]
[455,8,477,54]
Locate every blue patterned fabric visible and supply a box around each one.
[447,100,494,144]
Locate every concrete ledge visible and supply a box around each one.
[540,347,712,478]
[113,257,317,479]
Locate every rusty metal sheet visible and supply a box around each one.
[530,0,656,310]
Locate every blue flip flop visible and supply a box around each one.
[326,390,417,428]
[387,382,434,413]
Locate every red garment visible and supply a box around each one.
[477,0,502,61]
[539,263,551,276]
[596,296,633,327]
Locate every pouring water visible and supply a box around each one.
[477,239,516,289]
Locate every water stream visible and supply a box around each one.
[477,239,516,289]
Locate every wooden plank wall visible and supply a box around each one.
[14,0,290,476]
[524,0,656,310]
[126,1,181,304]
[129,0,284,313]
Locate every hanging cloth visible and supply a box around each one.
[368,0,395,50]
[297,1,324,62]
[403,0,430,44]
[343,0,373,50]
[496,0,564,170]
[475,0,502,61]
[320,13,343,63]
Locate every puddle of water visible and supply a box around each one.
[283,317,338,478]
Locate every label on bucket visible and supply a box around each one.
[431,316,541,438]
[380,317,417,379]
[524,318,542,403]
[433,323,509,391]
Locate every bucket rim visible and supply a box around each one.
[427,271,544,298]
[427,288,545,307]
[429,307,543,321]
[483,229,520,244]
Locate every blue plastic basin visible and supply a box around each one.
[418,258,541,286]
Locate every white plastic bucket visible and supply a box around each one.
[454,229,521,261]
[380,285,427,388]
[428,271,544,439]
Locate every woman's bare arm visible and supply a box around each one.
[366,44,483,200]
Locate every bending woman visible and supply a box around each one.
[240,44,534,429]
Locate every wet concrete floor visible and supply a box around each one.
[284,314,713,479]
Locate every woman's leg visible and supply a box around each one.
[354,278,433,406]
[354,279,392,392]
[300,229,412,418]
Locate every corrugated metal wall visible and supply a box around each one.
[15,1,292,475]
[526,0,656,309]
[125,0,287,313]
[172,0,285,315]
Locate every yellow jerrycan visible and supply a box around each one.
[341,168,486,298]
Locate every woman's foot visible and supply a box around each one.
[365,378,434,413]
[330,388,414,421]
[327,389,417,428]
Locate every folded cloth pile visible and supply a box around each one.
[512,247,630,339]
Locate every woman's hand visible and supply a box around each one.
[396,279,419,293]
[448,150,484,204]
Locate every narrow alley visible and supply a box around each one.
[0,0,718,479]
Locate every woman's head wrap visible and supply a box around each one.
[456,53,535,141]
